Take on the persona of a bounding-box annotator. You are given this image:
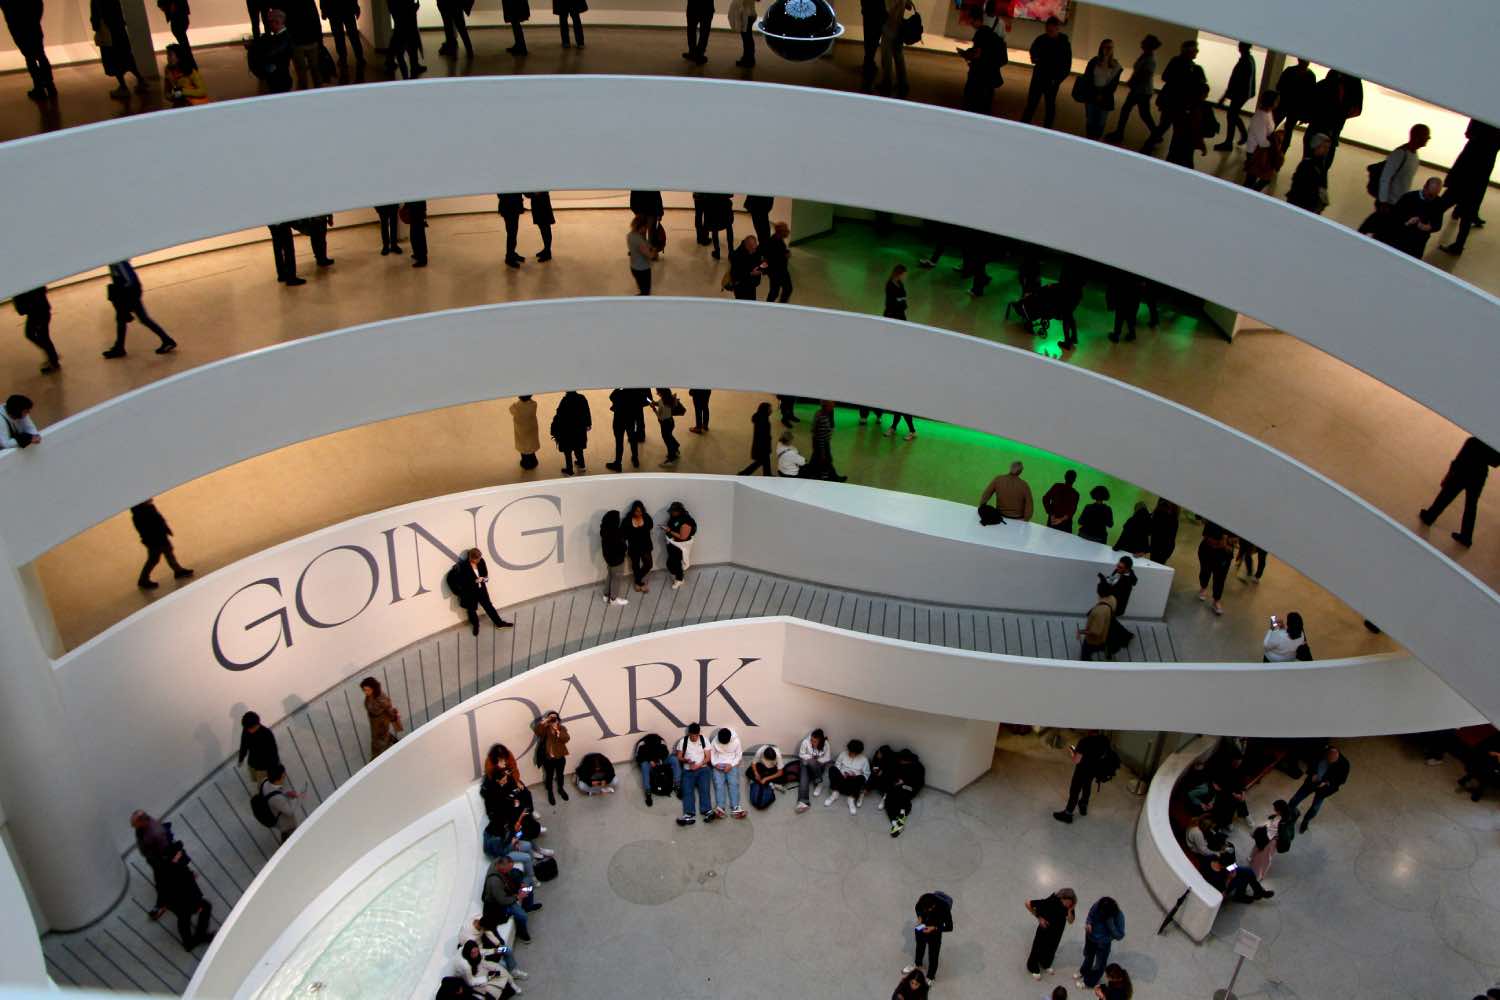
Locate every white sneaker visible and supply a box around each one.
[1031,972,1042,981]
[611,597,629,606]
[812,783,823,797]
[537,826,548,836]
[849,797,858,815]
[533,847,555,858]
[1075,977,1086,988]
[513,970,529,980]
[902,965,916,975]
[905,431,916,441]
[825,792,839,806]
[1044,968,1055,975]
[795,802,809,813]
[878,794,887,808]
[671,579,683,590]
[605,787,616,793]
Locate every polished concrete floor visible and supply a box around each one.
[497,730,1500,1000]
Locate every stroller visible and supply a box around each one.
[1005,281,1082,347]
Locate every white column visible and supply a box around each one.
[0,544,124,932]
[118,0,161,81]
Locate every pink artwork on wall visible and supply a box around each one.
[1001,0,1069,21]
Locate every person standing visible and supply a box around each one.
[509,395,540,470]
[598,509,629,605]
[376,204,403,255]
[268,219,314,286]
[742,195,773,245]
[91,0,145,98]
[496,193,526,269]
[876,0,910,97]
[884,264,908,320]
[1440,119,1500,256]
[1075,485,1112,543]
[1143,38,1202,152]
[1076,897,1124,991]
[1165,81,1212,168]
[606,387,649,470]
[763,221,792,302]
[652,387,682,467]
[237,711,281,784]
[403,200,428,267]
[1420,436,1500,546]
[728,235,766,300]
[1054,730,1112,822]
[1287,745,1349,832]
[807,400,847,481]
[626,214,659,295]
[1304,69,1362,167]
[1236,537,1267,580]
[739,401,774,476]
[1101,555,1137,615]
[1105,34,1158,143]
[527,192,554,262]
[531,710,570,805]
[446,548,515,635]
[502,0,529,54]
[727,0,756,67]
[1021,16,1071,127]
[688,388,712,434]
[153,845,214,950]
[435,0,473,58]
[1076,582,1115,662]
[258,765,301,843]
[623,500,654,592]
[663,501,696,589]
[251,7,294,90]
[1285,132,1332,215]
[859,0,884,86]
[131,500,194,590]
[1196,520,1235,615]
[550,389,590,475]
[682,0,712,64]
[1024,888,1077,979]
[1113,503,1151,556]
[958,19,1006,115]
[979,461,1034,521]
[322,0,363,69]
[904,891,953,984]
[1212,41,1256,150]
[1078,39,1122,140]
[1043,470,1080,532]
[386,0,424,77]
[1241,90,1281,190]
[1149,498,1179,563]
[556,0,584,47]
[1107,270,1144,341]
[3,0,56,100]
[1273,57,1316,153]
[282,0,325,89]
[702,193,735,259]
[155,0,190,54]
[104,261,176,358]
[13,287,59,373]
[360,676,403,758]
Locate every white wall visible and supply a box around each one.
[2,298,1495,725]
[2,78,1497,449]
[186,617,1001,998]
[1134,734,1220,941]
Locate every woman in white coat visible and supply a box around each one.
[727,0,758,67]
[454,938,521,997]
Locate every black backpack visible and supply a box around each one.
[1094,746,1122,785]
[900,11,922,45]
[250,785,283,827]
[649,762,675,796]
[1275,819,1295,853]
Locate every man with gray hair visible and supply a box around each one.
[979,461,1034,522]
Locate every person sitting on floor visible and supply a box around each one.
[747,745,783,810]
[1204,851,1274,903]
[465,914,528,985]
[453,938,521,998]
[635,732,680,807]
[825,738,871,814]
[574,751,618,795]
[877,746,926,838]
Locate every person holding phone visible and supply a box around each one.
[1262,611,1308,662]
[447,548,514,636]
[531,711,571,806]
[1024,887,1077,979]
[675,723,714,827]
[903,891,953,983]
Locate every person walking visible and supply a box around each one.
[1043,470,1080,532]
[385,0,424,77]
[763,221,792,302]
[375,204,402,255]
[701,193,735,259]
[727,0,756,67]
[1285,132,1332,215]
[884,264,908,320]
[903,891,953,984]
[1076,581,1115,661]
[13,287,59,373]
[435,0,473,57]
[91,0,145,98]
[1076,897,1124,990]
[627,214,659,295]
[1366,124,1430,226]
[1021,16,1071,127]
[1105,34,1159,143]
[876,0,910,96]
[502,0,529,54]
[152,845,214,950]
[323,0,363,68]
[1148,498,1179,563]
[606,387,649,471]
[528,192,554,261]
[1165,81,1212,168]
[682,0,711,64]
[652,387,682,467]
[446,548,515,635]
[531,710,570,805]
[360,676,403,757]
[958,19,1006,115]
[1236,537,1267,581]
[980,461,1034,522]
[237,711,281,783]
[509,394,540,470]
[1440,119,1500,256]
[1024,888,1077,979]
[688,388,712,434]
[257,765,301,843]
[497,193,526,269]
[1304,68,1362,166]
[3,0,56,100]
[1241,90,1282,191]
[1078,39,1122,140]
[131,499,194,590]
[1053,730,1113,823]
[1212,41,1256,150]
[550,389,590,475]
[104,261,176,358]
[599,508,629,606]
[1273,57,1316,153]
[1196,520,1235,615]
[727,234,766,300]
[1420,436,1500,546]
[556,0,584,47]
[403,200,428,267]
[1143,38,1203,152]
[623,499,654,592]
[807,400,846,481]
[739,401,774,476]
[1287,745,1350,832]
[859,0,884,86]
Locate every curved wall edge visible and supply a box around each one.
[1092,0,1499,126]
[1135,735,1221,942]
[2,298,1495,722]
[188,618,1474,996]
[3,77,1498,446]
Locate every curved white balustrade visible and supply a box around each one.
[3,77,1498,446]
[1,298,1494,722]
[1093,0,1499,126]
[1136,735,1221,941]
[188,617,1474,996]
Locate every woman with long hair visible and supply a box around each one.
[1081,39,1123,139]
[360,677,402,758]
[626,215,659,295]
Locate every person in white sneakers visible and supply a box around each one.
[795,728,832,813]
[708,726,747,819]
[662,501,697,590]
[825,739,870,814]
[676,723,713,827]
[464,915,530,988]
[454,937,522,997]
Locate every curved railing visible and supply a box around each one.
[1135,734,1221,941]
[4,77,1498,447]
[4,298,1493,726]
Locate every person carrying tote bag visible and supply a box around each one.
[727,0,758,67]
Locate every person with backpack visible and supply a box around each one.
[878,747,925,837]
[237,710,281,783]
[574,752,617,795]
[254,765,301,843]
[794,728,831,813]
[1076,582,1115,662]
[675,723,714,827]
[1076,896,1124,990]
[551,389,590,476]
[104,260,176,359]
[958,19,1006,115]
[1025,887,1076,979]
[825,738,871,814]
[599,509,629,606]
[747,746,782,809]
[1053,731,1116,824]
[904,890,953,983]
[635,733,679,806]
[13,287,59,373]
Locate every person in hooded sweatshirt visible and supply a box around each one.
[825,738,871,814]
[599,509,629,606]
[880,747,926,838]
[708,726,746,820]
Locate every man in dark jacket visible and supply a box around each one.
[3,0,56,99]
[281,0,323,88]
[481,856,539,938]
[1020,16,1070,127]
[1053,730,1113,823]
[447,548,513,635]
[551,389,591,475]
[153,846,214,950]
[859,0,884,84]
[249,8,294,91]
[321,0,363,67]
[905,891,953,982]
[1042,470,1080,532]
[1439,119,1500,256]
[1381,178,1445,258]
[1273,57,1316,153]
[605,387,650,471]
[1304,69,1362,166]
[762,222,792,303]
[1212,40,1256,150]
[1287,745,1350,832]
[743,194,773,247]
[13,286,59,372]
[131,499,194,589]
[104,261,176,358]
[1421,436,1500,546]
[1144,38,1203,151]
[959,20,1006,115]
[237,711,281,782]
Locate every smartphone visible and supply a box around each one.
[1269,615,1280,629]
[1225,863,1239,872]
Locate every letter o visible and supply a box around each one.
[294,545,381,629]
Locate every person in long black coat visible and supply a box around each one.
[386,0,424,78]
[1114,502,1152,555]
[622,500,655,592]
[502,0,529,54]
[606,388,649,472]
[1439,119,1500,256]
[743,194,773,246]
[403,200,428,267]
[528,192,555,261]
[4,0,55,99]
[630,190,664,225]
[497,193,526,268]
[739,402,774,476]
[555,0,585,47]
[550,390,590,475]
[91,0,144,96]
[1149,499,1179,564]
[703,193,735,259]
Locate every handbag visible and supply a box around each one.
[94,25,113,47]
[1070,71,1093,104]
[900,12,922,45]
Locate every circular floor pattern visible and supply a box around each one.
[1433,889,1500,965]
[1353,846,1443,911]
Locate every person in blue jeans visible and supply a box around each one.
[635,733,681,807]
[708,727,746,820]
[675,724,714,827]
[1076,895,1125,989]
[1286,745,1351,832]
[480,856,540,941]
